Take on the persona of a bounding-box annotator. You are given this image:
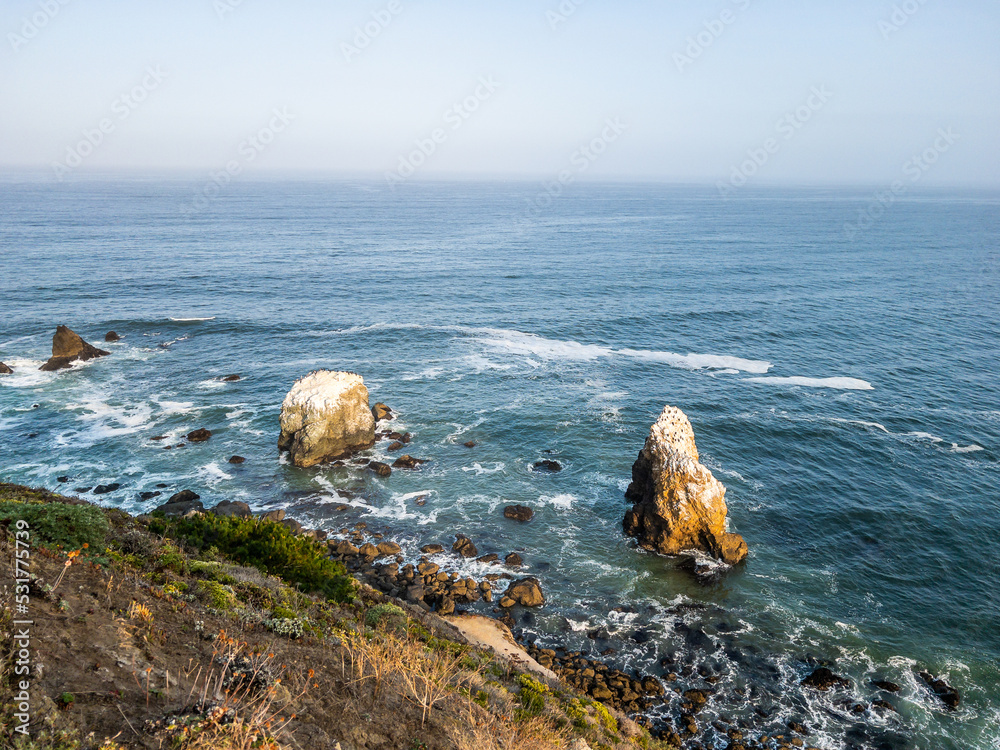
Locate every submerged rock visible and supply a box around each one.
[392,454,426,469]
[919,671,960,710]
[39,326,110,371]
[221,373,241,382]
[186,428,212,443]
[801,667,850,691]
[532,459,562,473]
[228,455,246,465]
[0,362,13,374]
[503,504,534,522]
[623,405,748,565]
[278,370,376,468]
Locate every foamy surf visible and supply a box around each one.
[745,376,874,390]
[168,317,216,322]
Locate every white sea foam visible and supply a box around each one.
[477,329,613,361]
[402,367,445,381]
[619,348,772,373]
[745,376,874,390]
[0,359,53,388]
[462,462,505,476]
[830,418,891,433]
[539,493,576,510]
[168,317,216,322]
[951,443,984,453]
[198,462,233,482]
[153,398,198,415]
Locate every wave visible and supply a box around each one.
[168,317,216,322]
[830,419,984,453]
[461,462,505,476]
[539,493,576,510]
[745,376,874,390]
[619,348,772,374]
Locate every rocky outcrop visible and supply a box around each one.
[278,371,376,468]
[500,577,545,607]
[623,406,747,565]
[920,671,960,710]
[39,326,110,371]
[0,362,12,374]
[371,402,393,421]
[186,428,212,443]
[503,505,534,522]
[104,331,120,342]
[452,535,478,558]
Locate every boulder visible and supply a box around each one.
[39,326,110,371]
[186,428,212,443]
[212,500,252,518]
[505,552,523,567]
[532,459,562,473]
[502,577,545,607]
[280,518,304,535]
[370,461,392,477]
[93,483,120,495]
[503,504,534,522]
[228,455,246,465]
[0,362,13,374]
[156,493,205,516]
[104,331,120,342]
[801,667,850,691]
[453,535,478,558]
[421,544,444,555]
[623,405,747,565]
[168,490,200,504]
[919,671,960,710]
[392,455,425,469]
[278,370,376,468]
[221,374,241,382]
[259,509,285,522]
[371,402,393,421]
[376,541,402,557]
[464,440,477,448]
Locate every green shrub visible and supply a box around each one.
[149,513,355,602]
[365,603,406,630]
[517,674,548,716]
[0,495,108,554]
[196,580,238,611]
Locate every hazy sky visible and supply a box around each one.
[1,0,998,185]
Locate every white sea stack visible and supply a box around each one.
[278,370,376,468]
[623,405,747,565]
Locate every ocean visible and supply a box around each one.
[1,178,997,749]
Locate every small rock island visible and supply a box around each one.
[623,405,748,565]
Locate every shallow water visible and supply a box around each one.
[1,179,998,749]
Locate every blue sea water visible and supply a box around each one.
[1,178,998,749]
